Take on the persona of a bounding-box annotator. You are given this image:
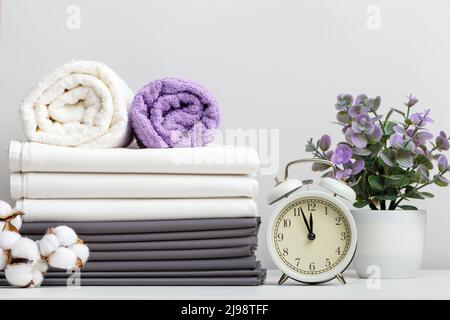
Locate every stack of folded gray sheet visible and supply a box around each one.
[4,141,266,286]
[16,218,265,286]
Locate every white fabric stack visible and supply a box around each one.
[9,141,260,222]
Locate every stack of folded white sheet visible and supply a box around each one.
[7,140,266,286]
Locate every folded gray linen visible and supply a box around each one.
[50,256,258,272]
[42,267,264,278]
[20,217,261,235]
[87,246,253,261]
[40,276,266,286]
[25,227,258,243]
[87,236,257,251]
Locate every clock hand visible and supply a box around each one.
[308,212,316,241]
[300,208,312,235]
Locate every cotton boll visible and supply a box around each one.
[53,226,78,246]
[69,243,89,264]
[0,230,21,250]
[30,270,43,287]
[39,233,60,257]
[0,250,8,270]
[10,215,22,231]
[0,201,12,219]
[10,237,40,262]
[0,221,5,231]
[33,259,48,273]
[4,263,33,287]
[48,247,78,270]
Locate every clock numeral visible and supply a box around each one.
[282,248,289,256]
[308,202,316,212]
[283,219,291,228]
[341,232,347,241]
[325,206,328,215]
[293,208,300,216]
[325,258,331,267]
[277,233,284,241]
[335,217,342,225]
[309,262,316,271]
[335,246,341,255]
[295,258,300,267]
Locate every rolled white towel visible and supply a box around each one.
[20,60,134,148]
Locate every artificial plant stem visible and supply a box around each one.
[380,200,386,210]
[388,200,397,210]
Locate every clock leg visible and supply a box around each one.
[335,273,346,285]
[278,273,289,285]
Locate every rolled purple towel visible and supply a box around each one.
[131,78,221,148]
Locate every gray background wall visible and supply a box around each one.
[1,0,449,269]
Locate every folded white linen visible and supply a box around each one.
[20,60,133,148]
[16,198,258,222]
[10,173,258,199]
[9,141,260,174]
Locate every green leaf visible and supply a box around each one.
[368,175,385,192]
[414,154,433,170]
[397,150,414,168]
[421,192,435,198]
[353,200,370,208]
[383,174,410,188]
[380,149,396,167]
[434,175,449,187]
[374,194,398,201]
[399,205,419,210]
[305,144,315,152]
[384,121,397,136]
[416,164,430,184]
[312,162,330,172]
[353,148,372,156]
[405,188,426,199]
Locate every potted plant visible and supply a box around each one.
[306,94,449,278]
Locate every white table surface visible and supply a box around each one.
[1,270,449,300]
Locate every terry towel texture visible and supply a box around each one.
[9,141,259,174]
[20,61,134,148]
[131,78,220,148]
[20,217,261,234]
[16,198,258,222]
[10,172,258,199]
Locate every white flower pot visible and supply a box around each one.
[351,209,426,279]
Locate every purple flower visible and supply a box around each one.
[354,94,369,107]
[319,134,331,151]
[345,127,367,148]
[336,168,353,180]
[325,150,334,160]
[436,131,449,151]
[367,124,382,142]
[352,114,375,135]
[348,105,368,118]
[410,109,433,127]
[438,155,448,172]
[335,94,353,111]
[406,94,418,107]
[336,160,365,180]
[389,134,405,148]
[331,144,352,165]
[413,131,433,147]
[389,133,416,151]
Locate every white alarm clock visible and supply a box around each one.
[266,158,357,285]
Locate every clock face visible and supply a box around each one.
[272,196,351,276]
